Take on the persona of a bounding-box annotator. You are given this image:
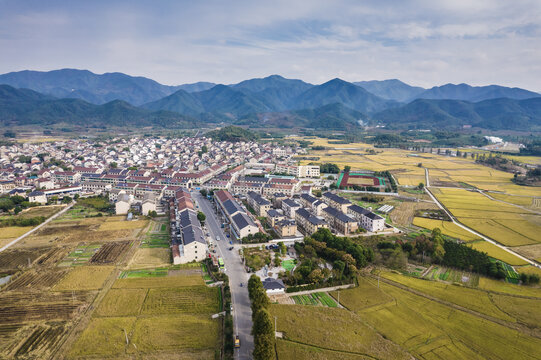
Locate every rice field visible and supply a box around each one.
[52,266,115,291]
[98,220,148,231]
[469,241,528,266]
[433,188,541,248]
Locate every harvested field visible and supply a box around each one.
[128,247,171,269]
[390,202,438,226]
[113,273,203,289]
[0,296,87,324]
[95,288,147,317]
[53,266,115,291]
[141,286,220,315]
[15,205,65,219]
[98,220,147,231]
[13,322,67,359]
[35,246,71,266]
[0,248,43,271]
[89,241,132,264]
[4,267,69,291]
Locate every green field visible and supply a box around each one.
[291,292,337,307]
[58,244,102,267]
[282,259,296,272]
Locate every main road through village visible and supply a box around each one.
[192,192,254,360]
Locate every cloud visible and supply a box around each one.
[0,0,540,91]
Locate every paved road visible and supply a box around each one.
[193,192,254,360]
[0,202,75,253]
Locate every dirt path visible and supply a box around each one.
[0,202,74,253]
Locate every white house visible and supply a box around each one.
[28,190,47,205]
[115,192,132,215]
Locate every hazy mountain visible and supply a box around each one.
[176,82,216,93]
[294,78,398,114]
[0,69,179,105]
[236,103,365,130]
[354,79,425,102]
[231,75,313,110]
[142,89,205,116]
[413,83,540,102]
[0,85,198,128]
[373,97,541,130]
[192,85,271,116]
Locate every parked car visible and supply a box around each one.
[228,246,234,251]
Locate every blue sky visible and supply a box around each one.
[0,0,540,91]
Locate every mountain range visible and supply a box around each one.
[0,68,540,130]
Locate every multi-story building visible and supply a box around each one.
[274,219,297,237]
[322,206,358,235]
[295,208,328,235]
[282,198,301,219]
[347,204,386,232]
[322,192,352,213]
[247,191,271,217]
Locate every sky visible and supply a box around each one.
[0,0,540,91]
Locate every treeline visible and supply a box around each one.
[248,275,275,360]
[0,195,38,214]
[241,232,273,244]
[319,163,340,174]
[441,241,507,279]
[0,216,45,228]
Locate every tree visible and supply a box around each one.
[197,211,206,224]
[201,145,208,153]
[252,308,275,360]
[3,130,16,138]
[344,165,351,173]
[148,210,158,218]
[417,182,424,190]
[110,162,118,168]
[200,189,208,197]
[62,196,72,204]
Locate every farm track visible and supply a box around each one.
[371,274,541,340]
[423,168,539,267]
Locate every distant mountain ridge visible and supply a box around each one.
[413,83,540,102]
[0,84,198,128]
[1,68,541,131]
[372,97,541,130]
[355,79,425,102]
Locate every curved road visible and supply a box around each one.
[192,192,254,360]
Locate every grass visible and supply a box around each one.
[469,240,528,265]
[282,259,296,272]
[381,271,515,322]
[95,288,148,317]
[68,317,137,357]
[119,268,169,278]
[275,339,371,360]
[351,276,541,359]
[330,276,393,310]
[412,217,480,241]
[52,266,114,291]
[270,304,411,360]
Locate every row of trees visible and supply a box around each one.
[0,195,38,214]
[248,275,275,360]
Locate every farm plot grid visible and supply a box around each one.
[68,269,221,358]
[291,292,338,307]
[58,244,102,267]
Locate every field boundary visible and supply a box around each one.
[276,338,381,360]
